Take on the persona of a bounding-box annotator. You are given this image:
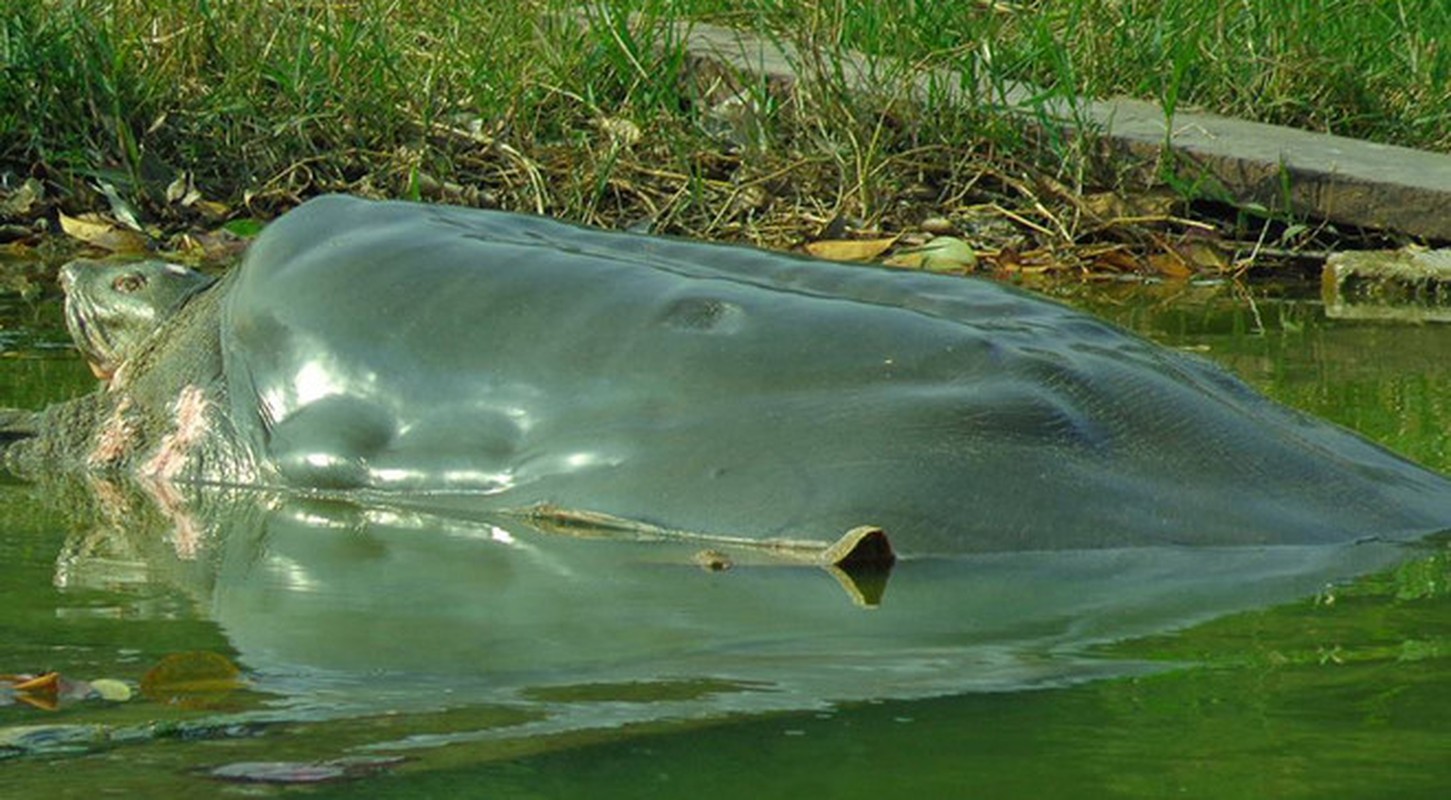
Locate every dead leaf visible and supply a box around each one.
[1092,249,1141,273]
[1127,187,1181,217]
[1079,192,1124,220]
[1175,240,1229,272]
[1,671,109,710]
[166,172,203,206]
[193,200,231,219]
[884,236,978,272]
[0,178,44,219]
[1080,188,1180,223]
[598,117,642,148]
[59,212,150,253]
[174,228,249,260]
[96,181,143,231]
[11,672,59,692]
[1147,251,1194,279]
[141,651,242,707]
[89,678,132,702]
[804,236,900,263]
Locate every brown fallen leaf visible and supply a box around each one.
[1091,248,1141,273]
[1147,251,1194,279]
[804,236,901,263]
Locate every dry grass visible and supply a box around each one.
[1,0,1432,278]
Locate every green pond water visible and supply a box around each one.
[1,276,1449,798]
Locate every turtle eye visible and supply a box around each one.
[112,273,147,293]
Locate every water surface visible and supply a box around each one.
[2,277,1448,798]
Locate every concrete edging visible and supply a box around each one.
[671,21,1451,240]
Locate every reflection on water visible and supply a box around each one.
[32,479,1421,726]
[3,281,1450,795]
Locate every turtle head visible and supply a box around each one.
[60,259,217,382]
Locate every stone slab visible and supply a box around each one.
[673,21,1451,240]
[1322,248,1451,322]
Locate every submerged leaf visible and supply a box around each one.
[141,651,243,706]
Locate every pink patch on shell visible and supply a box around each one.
[88,397,138,467]
[141,385,211,481]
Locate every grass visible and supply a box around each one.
[0,0,1446,271]
[680,0,1451,151]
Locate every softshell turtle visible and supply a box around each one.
[8,195,1451,552]
[60,259,216,382]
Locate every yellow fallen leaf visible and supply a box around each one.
[884,236,978,272]
[804,236,901,263]
[58,212,113,242]
[59,212,149,253]
[89,679,133,702]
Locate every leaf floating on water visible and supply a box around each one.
[10,672,59,693]
[2,671,135,709]
[89,679,133,702]
[140,651,243,707]
[804,236,901,263]
[58,212,149,253]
